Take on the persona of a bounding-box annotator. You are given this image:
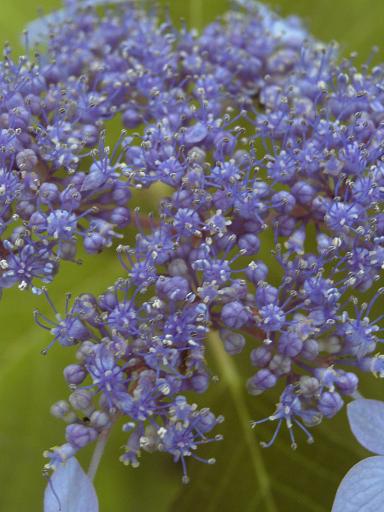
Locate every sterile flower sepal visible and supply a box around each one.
[332,399,384,512]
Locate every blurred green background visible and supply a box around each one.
[1,1,384,511]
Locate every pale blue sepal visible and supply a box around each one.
[44,457,99,512]
[347,399,384,454]
[332,456,384,512]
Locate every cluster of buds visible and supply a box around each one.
[4,0,384,487]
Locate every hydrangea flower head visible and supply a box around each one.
[2,0,384,509]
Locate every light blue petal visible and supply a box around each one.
[25,1,130,46]
[44,457,99,512]
[332,456,384,512]
[184,123,208,144]
[81,171,106,192]
[25,11,68,46]
[347,399,384,454]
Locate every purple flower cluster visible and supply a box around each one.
[11,0,382,485]
[0,0,308,294]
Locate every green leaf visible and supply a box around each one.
[269,0,384,62]
[0,0,60,51]
[207,332,277,512]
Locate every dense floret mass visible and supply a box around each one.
[6,0,383,482]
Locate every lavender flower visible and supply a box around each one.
[1,0,383,507]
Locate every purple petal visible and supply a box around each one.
[81,171,106,192]
[332,456,384,512]
[347,399,384,454]
[184,123,208,144]
[44,457,99,512]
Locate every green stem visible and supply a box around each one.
[88,428,111,482]
[208,331,277,512]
